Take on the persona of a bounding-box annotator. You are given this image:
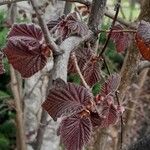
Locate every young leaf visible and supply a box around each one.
[3,24,50,78]
[0,52,5,74]
[42,82,93,120]
[47,15,65,31]
[59,115,92,150]
[100,103,119,128]
[110,24,130,52]
[136,21,150,60]
[101,73,121,96]
[90,112,102,127]
[56,12,89,40]
[82,56,102,87]
[8,24,43,41]
[68,47,94,74]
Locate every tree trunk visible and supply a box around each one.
[23,1,65,150]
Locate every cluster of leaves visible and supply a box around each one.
[110,24,131,53]
[48,12,88,40]
[0,10,150,150]
[109,21,150,61]
[68,46,103,87]
[42,74,122,150]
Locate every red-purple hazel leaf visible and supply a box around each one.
[0,52,5,75]
[90,112,102,127]
[8,24,43,41]
[3,24,50,78]
[68,47,94,74]
[47,15,65,31]
[42,81,93,121]
[100,103,119,128]
[59,115,92,150]
[56,12,89,40]
[66,19,88,37]
[135,21,150,61]
[66,12,88,37]
[82,56,102,87]
[101,73,121,96]
[110,24,130,52]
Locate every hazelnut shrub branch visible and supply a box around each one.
[1,0,150,150]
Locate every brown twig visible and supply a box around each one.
[30,0,61,55]
[99,0,122,56]
[59,0,136,29]
[10,65,27,150]
[8,3,26,150]
[99,29,136,33]
[103,54,123,150]
[71,52,90,89]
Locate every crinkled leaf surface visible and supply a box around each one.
[82,56,102,87]
[59,115,92,150]
[100,103,119,128]
[68,47,94,74]
[110,24,131,52]
[101,73,121,96]
[47,15,65,31]
[4,24,48,78]
[56,12,89,40]
[90,112,102,127]
[42,82,93,120]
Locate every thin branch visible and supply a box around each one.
[104,10,136,29]
[99,29,136,33]
[103,54,123,150]
[8,3,26,150]
[71,52,90,89]
[59,0,135,29]
[99,0,122,56]
[115,91,123,150]
[102,55,111,75]
[10,65,27,150]
[0,0,27,5]
[30,0,61,55]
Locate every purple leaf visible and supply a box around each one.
[82,56,102,87]
[8,24,43,41]
[0,52,5,75]
[42,82,93,120]
[56,12,89,40]
[90,112,102,127]
[68,47,94,74]
[3,24,50,78]
[91,96,119,128]
[101,73,121,96]
[47,15,65,31]
[59,115,92,150]
[110,24,131,52]
[100,102,119,128]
